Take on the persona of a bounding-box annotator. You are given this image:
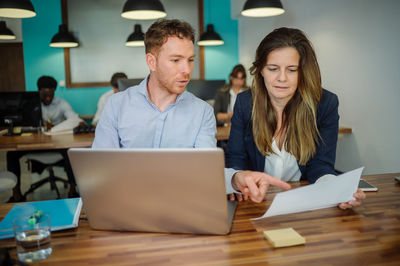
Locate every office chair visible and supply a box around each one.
[23,152,69,199]
[0,171,17,195]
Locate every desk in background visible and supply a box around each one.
[0,126,353,148]
[0,133,94,152]
[1,127,229,150]
[0,133,94,200]
[0,173,399,265]
[1,127,233,149]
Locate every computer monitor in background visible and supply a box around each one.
[186,80,225,101]
[0,92,42,135]
[117,78,143,92]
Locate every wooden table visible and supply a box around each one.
[1,173,399,265]
[216,126,352,141]
[1,129,226,150]
[0,133,94,152]
[0,126,352,149]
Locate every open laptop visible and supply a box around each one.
[67,148,236,235]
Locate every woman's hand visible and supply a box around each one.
[338,189,366,209]
[228,193,244,201]
[232,170,291,203]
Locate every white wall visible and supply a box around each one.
[68,0,200,83]
[235,0,400,174]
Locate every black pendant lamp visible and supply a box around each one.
[197,24,224,46]
[50,24,79,48]
[0,21,16,40]
[241,0,285,17]
[0,0,36,18]
[121,0,166,20]
[126,24,145,47]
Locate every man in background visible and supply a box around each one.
[7,76,81,201]
[38,76,82,131]
[92,72,127,126]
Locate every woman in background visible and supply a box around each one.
[226,27,365,208]
[213,64,249,126]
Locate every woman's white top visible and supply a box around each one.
[227,88,242,113]
[264,140,302,182]
[223,140,301,194]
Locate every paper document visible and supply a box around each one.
[50,117,81,133]
[252,167,364,220]
[43,130,73,136]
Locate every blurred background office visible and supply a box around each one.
[1,0,399,179]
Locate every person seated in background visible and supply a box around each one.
[92,72,127,126]
[38,76,83,131]
[7,75,81,202]
[92,19,290,200]
[213,64,249,126]
[224,27,365,208]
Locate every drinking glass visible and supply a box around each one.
[12,214,52,263]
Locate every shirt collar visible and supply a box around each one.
[137,74,188,105]
[137,75,150,98]
[230,88,242,96]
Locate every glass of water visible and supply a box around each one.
[12,214,52,263]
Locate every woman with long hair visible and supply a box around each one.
[213,64,249,126]
[227,27,365,208]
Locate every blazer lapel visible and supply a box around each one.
[246,122,265,172]
[255,149,265,172]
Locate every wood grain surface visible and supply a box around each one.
[0,126,353,151]
[0,133,94,151]
[1,127,230,150]
[0,173,399,265]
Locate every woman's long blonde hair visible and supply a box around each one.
[250,27,322,165]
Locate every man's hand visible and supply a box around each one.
[232,171,291,203]
[338,189,366,209]
[44,121,53,131]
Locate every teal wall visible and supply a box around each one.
[203,0,239,82]
[22,0,64,91]
[21,0,238,114]
[22,0,109,115]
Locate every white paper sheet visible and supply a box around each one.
[50,118,81,133]
[43,130,73,136]
[252,167,364,220]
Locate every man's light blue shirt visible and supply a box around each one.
[92,77,217,149]
[92,77,237,194]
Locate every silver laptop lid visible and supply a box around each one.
[68,148,235,235]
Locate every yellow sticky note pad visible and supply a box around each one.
[263,228,306,248]
[21,133,32,137]
[13,127,22,134]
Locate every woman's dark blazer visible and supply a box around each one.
[226,89,339,184]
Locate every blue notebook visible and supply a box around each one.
[0,197,82,239]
